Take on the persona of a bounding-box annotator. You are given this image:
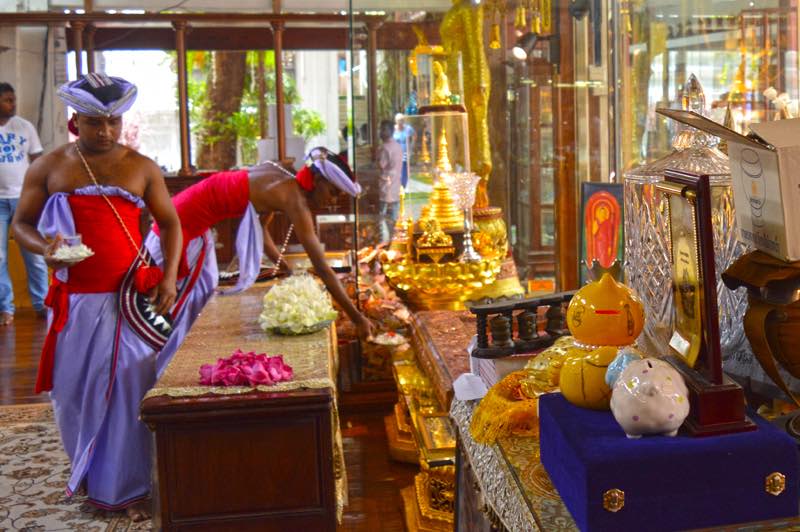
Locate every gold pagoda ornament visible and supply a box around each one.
[387,188,412,260]
[435,127,453,173]
[418,127,463,230]
[420,173,464,232]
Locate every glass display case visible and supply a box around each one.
[613,1,799,173]
[612,2,800,399]
[403,110,470,221]
[508,58,558,291]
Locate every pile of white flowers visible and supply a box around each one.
[259,274,338,335]
[53,243,94,263]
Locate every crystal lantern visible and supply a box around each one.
[624,75,749,357]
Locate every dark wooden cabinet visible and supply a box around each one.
[142,390,335,531]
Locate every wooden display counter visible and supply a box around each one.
[387,310,475,531]
[141,284,344,531]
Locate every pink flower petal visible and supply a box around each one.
[199,350,294,386]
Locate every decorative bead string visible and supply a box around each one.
[74,143,150,265]
[274,223,293,269]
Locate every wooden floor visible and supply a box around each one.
[0,308,49,405]
[0,310,416,531]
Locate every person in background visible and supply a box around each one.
[377,120,403,243]
[0,82,48,325]
[393,112,415,189]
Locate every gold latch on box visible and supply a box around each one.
[603,488,625,512]
[766,472,786,496]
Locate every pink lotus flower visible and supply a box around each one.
[199,349,293,386]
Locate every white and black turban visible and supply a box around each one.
[57,73,137,117]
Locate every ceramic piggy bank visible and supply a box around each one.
[609,357,690,438]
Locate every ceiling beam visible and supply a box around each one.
[0,12,382,25]
[74,20,442,51]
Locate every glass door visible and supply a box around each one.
[510,57,557,293]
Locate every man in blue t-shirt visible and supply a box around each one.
[393,113,415,189]
[0,82,47,325]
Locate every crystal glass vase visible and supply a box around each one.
[625,154,748,356]
[624,75,749,357]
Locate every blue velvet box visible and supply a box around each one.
[539,393,799,532]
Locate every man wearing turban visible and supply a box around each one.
[144,147,374,378]
[11,73,182,521]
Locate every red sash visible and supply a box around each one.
[35,195,143,393]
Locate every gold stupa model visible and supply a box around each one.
[418,129,464,232]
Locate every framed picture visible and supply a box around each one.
[657,170,723,383]
[654,171,757,436]
[579,182,624,284]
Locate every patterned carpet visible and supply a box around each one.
[0,403,152,531]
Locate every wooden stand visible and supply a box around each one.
[668,355,756,436]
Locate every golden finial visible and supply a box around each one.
[489,21,501,50]
[719,102,733,155]
[436,127,453,173]
[420,131,431,163]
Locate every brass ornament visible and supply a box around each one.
[382,256,501,310]
[489,22,502,50]
[603,488,625,512]
[766,472,786,496]
[514,5,527,31]
[472,207,509,259]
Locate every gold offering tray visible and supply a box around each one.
[382,257,501,310]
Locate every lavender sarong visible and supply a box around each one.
[37,185,154,510]
[144,203,263,378]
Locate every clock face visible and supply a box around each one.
[667,193,702,368]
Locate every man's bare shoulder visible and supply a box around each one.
[120,145,160,172]
[27,143,75,174]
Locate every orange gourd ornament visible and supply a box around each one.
[559,273,645,410]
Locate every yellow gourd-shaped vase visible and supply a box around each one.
[559,273,645,410]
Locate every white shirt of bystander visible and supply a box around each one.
[0,115,43,198]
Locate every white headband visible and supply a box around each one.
[307,148,362,197]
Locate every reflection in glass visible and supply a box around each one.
[616,2,797,172]
[541,209,554,248]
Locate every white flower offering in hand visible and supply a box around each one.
[258,274,339,335]
[371,331,407,346]
[53,234,94,264]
